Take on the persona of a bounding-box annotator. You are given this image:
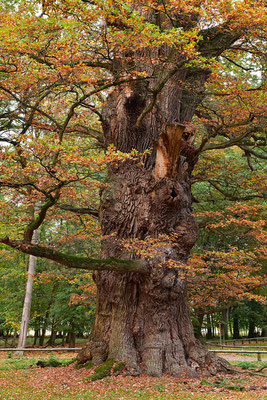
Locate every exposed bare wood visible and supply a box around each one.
[154,123,185,179]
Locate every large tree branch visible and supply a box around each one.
[196,113,260,153]
[222,55,254,71]
[24,192,60,243]
[207,180,265,201]
[0,85,61,130]
[198,23,241,57]
[239,145,267,160]
[200,127,260,152]
[0,237,147,274]
[56,204,99,217]
[26,52,113,72]
[56,76,151,145]
[0,181,48,196]
[244,149,255,172]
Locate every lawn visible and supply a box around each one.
[0,357,266,400]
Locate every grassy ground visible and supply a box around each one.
[0,340,266,399]
[0,356,266,400]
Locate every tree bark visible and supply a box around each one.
[33,326,39,346]
[4,333,9,347]
[47,329,57,347]
[248,320,256,338]
[194,314,204,338]
[77,80,230,376]
[222,309,229,341]
[61,332,66,347]
[15,230,39,356]
[206,314,213,340]
[11,331,18,347]
[233,307,240,339]
[39,328,46,347]
[46,320,57,346]
[69,330,76,348]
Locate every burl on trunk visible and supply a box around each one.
[77,122,229,377]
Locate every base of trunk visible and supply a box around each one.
[77,159,231,378]
[76,271,230,378]
[77,339,230,378]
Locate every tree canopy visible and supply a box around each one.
[0,0,266,268]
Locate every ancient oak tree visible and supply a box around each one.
[0,0,266,376]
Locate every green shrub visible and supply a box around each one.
[235,361,267,370]
[0,357,37,370]
[36,356,75,368]
[201,377,245,391]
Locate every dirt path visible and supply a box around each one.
[218,354,267,362]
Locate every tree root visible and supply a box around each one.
[230,368,267,378]
[257,365,267,373]
[76,339,235,378]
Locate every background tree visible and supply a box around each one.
[16,229,39,355]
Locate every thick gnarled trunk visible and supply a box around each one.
[77,23,230,373]
[77,127,228,376]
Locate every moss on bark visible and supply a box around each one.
[86,359,115,381]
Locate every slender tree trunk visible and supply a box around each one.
[233,307,240,339]
[69,328,76,348]
[66,332,70,344]
[33,328,39,346]
[233,316,240,339]
[61,333,66,346]
[11,331,17,347]
[46,320,57,346]
[194,314,204,338]
[229,308,233,337]
[222,309,229,341]
[4,331,9,347]
[39,328,46,347]
[248,320,256,338]
[211,315,215,338]
[15,230,39,355]
[206,314,213,339]
[39,309,50,346]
